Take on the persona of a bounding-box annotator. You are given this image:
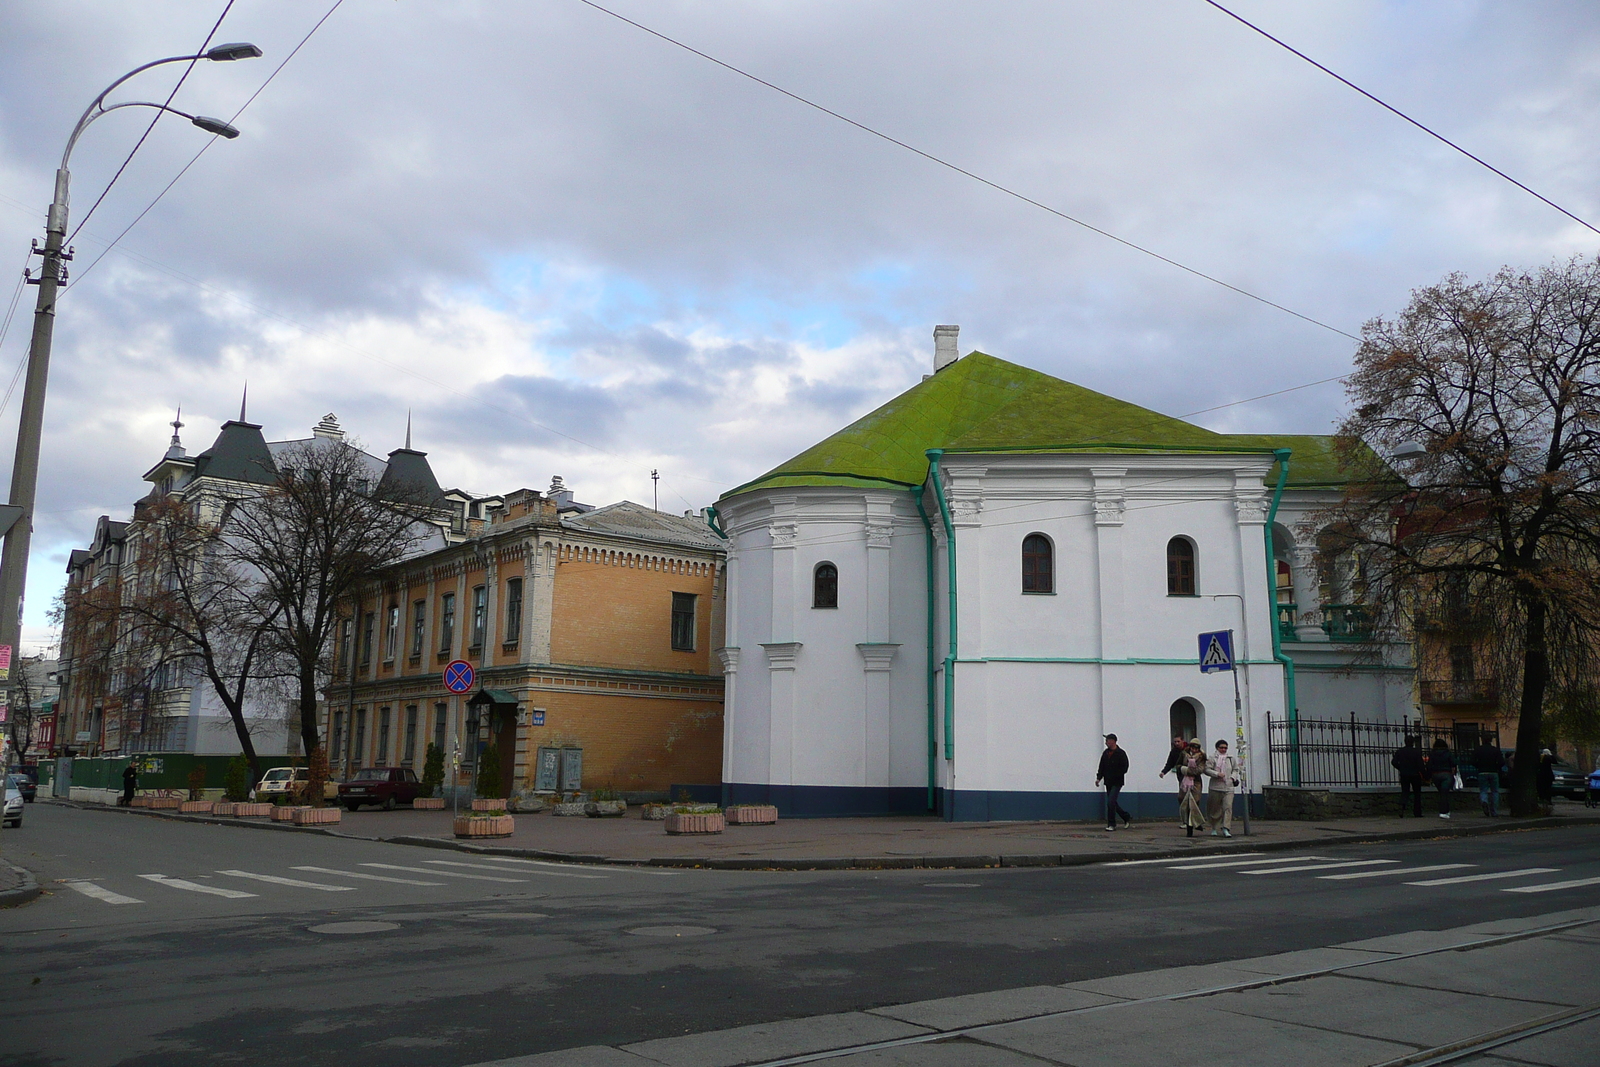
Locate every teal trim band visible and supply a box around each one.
[1265,446,1300,785]
[927,449,957,765]
[912,484,937,813]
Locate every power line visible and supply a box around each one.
[572,0,1358,343]
[68,1,236,244]
[69,0,346,289]
[1201,0,1600,237]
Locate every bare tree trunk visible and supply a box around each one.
[298,662,321,761]
[1509,595,1548,816]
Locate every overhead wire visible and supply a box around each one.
[66,0,236,245]
[1200,0,1600,237]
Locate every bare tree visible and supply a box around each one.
[4,658,41,766]
[1328,256,1600,815]
[224,439,437,764]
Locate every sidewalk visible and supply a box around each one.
[464,904,1600,1067]
[45,796,1600,869]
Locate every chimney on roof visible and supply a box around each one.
[933,324,960,373]
[312,413,345,440]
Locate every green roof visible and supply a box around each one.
[723,352,1348,499]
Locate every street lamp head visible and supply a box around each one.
[190,115,241,139]
[204,42,263,62]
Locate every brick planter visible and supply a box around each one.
[641,803,670,821]
[233,803,273,817]
[147,797,182,810]
[551,802,587,817]
[413,797,446,810]
[211,802,236,816]
[293,806,341,826]
[725,804,778,825]
[471,798,509,812]
[271,805,307,823]
[130,796,151,808]
[585,800,627,818]
[664,812,725,835]
[454,814,515,838]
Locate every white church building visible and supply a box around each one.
[713,327,1411,821]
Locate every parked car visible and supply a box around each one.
[1459,749,1588,799]
[338,767,421,811]
[5,772,35,803]
[253,767,338,803]
[3,783,21,827]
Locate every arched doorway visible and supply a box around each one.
[1170,698,1201,743]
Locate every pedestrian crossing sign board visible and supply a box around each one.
[1198,630,1234,673]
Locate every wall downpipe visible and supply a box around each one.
[912,485,937,812]
[926,450,957,802]
[1264,448,1300,785]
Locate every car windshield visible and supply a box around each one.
[262,769,293,781]
[353,769,388,781]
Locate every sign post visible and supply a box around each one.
[1198,629,1250,836]
[443,660,475,812]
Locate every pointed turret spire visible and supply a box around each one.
[405,409,412,451]
[239,383,248,423]
[164,405,187,459]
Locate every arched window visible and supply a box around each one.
[1167,537,1196,595]
[1022,534,1053,593]
[813,562,838,609]
[1169,698,1199,742]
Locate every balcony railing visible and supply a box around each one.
[1419,678,1499,705]
[1321,603,1372,641]
[1277,602,1297,644]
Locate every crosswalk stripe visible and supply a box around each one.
[1503,875,1600,894]
[218,870,357,891]
[1106,854,1268,866]
[1406,868,1560,887]
[1318,864,1475,881]
[360,862,526,883]
[1168,856,1336,871]
[61,880,143,905]
[139,874,256,899]
[421,859,604,880]
[293,865,447,886]
[471,856,677,876]
[1241,860,1399,875]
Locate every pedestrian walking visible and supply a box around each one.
[1158,736,1186,788]
[1427,738,1456,819]
[1537,749,1557,816]
[1391,736,1425,817]
[120,761,138,807]
[1096,734,1132,831]
[1472,736,1506,817]
[1177,742,1207,837]
[1586,765,1599,809]
[1205,739,1240,837]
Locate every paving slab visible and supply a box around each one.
[980,996,1413,1067]
[1227,946,1395,977]
[1453,905,1600,938]
[867,985,1116,1031]
[619,1011,931,1067]
[1468,1015,1600,1067]
[1061,961,1271,1000]
[1337,927,1504,954]
[1213,973,1552,1046]
[463,1048,654,1067]
[1349,936,1597,1007]
[817,1035,1068,1066]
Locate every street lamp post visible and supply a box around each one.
[0,45,261,752]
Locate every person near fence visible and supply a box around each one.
[1206,739,1240,837]
[1159,736,1187,789]
[1392,736,1425,817]
[1472,737,1506,818]
[120,761,138,807]
[1427,738,1456,818]
[1096,734,1132,830]
[1178,741,1208,837]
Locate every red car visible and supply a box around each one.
[338,767,422,811]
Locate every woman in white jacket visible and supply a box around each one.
[1206,740,1240,837]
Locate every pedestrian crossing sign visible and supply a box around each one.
[1198,630,1234,673]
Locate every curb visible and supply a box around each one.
[0,860,42,908]
[41,797,1600,871]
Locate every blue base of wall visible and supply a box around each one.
[725,781,1261,822]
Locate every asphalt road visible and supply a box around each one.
[1,803,1597,1067]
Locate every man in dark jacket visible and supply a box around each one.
[1472,738,1506,818]
[1096,734,1132,831]
[1391,737,1425,817]
[120,761,138,807]
[1158,736,1187,791]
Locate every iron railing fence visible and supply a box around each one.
[1268,714,1498,788]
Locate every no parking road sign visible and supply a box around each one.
[443,659,476,694]
[1198,630,1234,673]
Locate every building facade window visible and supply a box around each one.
[360,611,374,666]
[377,707,391,765]
[338,617,352,675]
[671,592,697,651]
[411,600,425,658]
[331,709,344,762]
[812,562,838,608]
[384,605,399,662]
[1167,537,1196,596]
[504,577,523,644]
[439,593,455,652]
[1022,534,1053,593]
[352,707,367,765]
[402,705,418,767]
[471,585,487,649]
[433,703,448,754]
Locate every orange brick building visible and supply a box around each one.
[326,482,725,799]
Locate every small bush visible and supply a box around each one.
[421,742,444,797]
[223,756,251,802]
[476,741,503,800]
[186,765,207,801]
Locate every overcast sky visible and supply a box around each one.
[2,0,1599,651]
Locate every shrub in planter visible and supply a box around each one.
[508,791,547,813]
[476,740,503,803]
[454,812,514,838]
[179,799,214,814]
[293,806,341,825]
[223,756,252,803]
[421,741,445,799]
[186,765,207,802]
[641,802,670,821]
[585,788,627,817]
[726,804,779,825]
[664,810,725,835]
[412,797,446,810]
[471,797,509,812]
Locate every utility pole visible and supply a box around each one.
[651,469,659,511]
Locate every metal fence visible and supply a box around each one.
[1268,714,1498,788]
